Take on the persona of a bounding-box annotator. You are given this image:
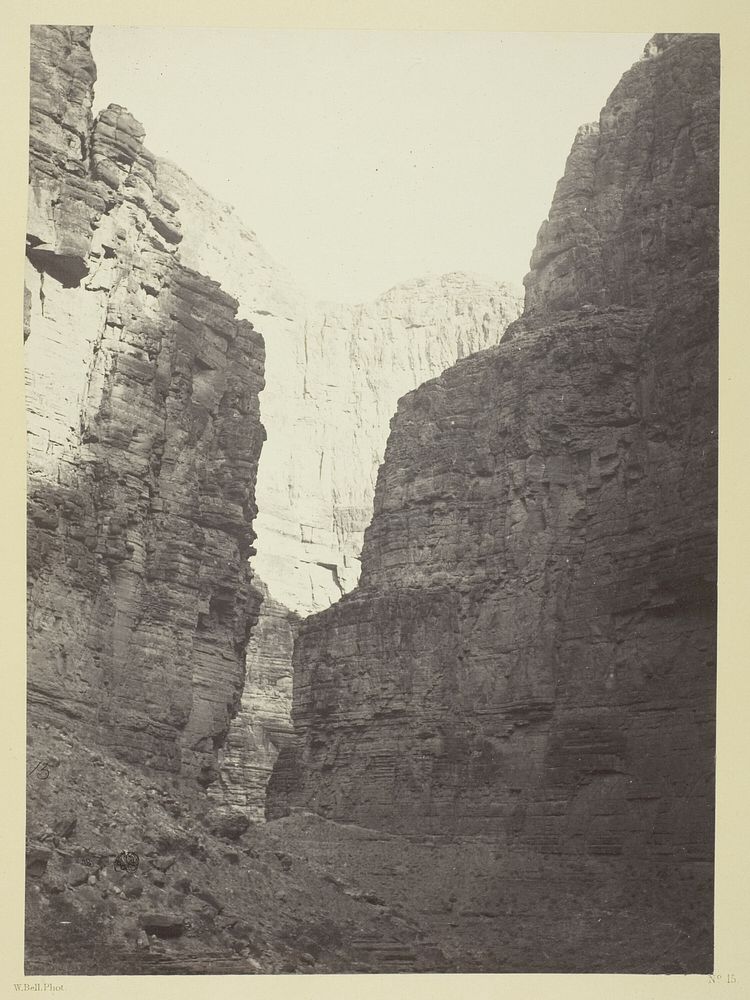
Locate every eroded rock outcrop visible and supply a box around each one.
[268,27,719,891]
[26,25,266,781]
[213,580,299,815]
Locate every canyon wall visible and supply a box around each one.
[26,25,522,810]
[268,31,719,867]
[157,164,522,619]
[157,163,522,817]
[26,25,266,782]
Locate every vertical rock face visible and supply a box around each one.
[268,27,718,878]
[213,580,300,815]
[158,161,522,815]
[524,32,719,315]
[26,26,266,781]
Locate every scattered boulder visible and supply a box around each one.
[275,851,293,871]
[139,912,185,938]
[52,813,77,840]
[226,920,254,940]
[151,854,176,872]
[65,863,90,887]
[72,884,103,907]
[25,846,52,878]
[206,807,250,841]
[194,888,223,913]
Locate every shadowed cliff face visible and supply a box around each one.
[268,28,718,894]
[25,25,266,782]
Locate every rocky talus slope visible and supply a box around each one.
[28,723,706,974]
[267,33,718,969]
[158,160,522,818]
[25,25,266,783]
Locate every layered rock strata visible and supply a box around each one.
[155,164,523,617]
[268,28,719,880]
[26,26,523,812]
[26,25,266,781]
[157,161,522,815]
[213,580,300,814]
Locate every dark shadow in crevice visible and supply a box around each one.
[26,237,89,289]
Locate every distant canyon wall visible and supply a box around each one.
[267,32,719,866]
[163,175,523,615]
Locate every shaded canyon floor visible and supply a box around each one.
[26,721,711,975]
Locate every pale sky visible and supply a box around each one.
[91,29,653,304]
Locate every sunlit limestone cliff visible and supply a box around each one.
[26,25,266,782]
